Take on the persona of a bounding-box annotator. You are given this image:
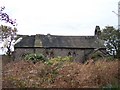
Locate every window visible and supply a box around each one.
[68,52,71,56]
[50,51,54,58]
[73,51,76,57]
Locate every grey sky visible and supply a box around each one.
[0,0,119,36]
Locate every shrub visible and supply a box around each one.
[44,56,73,65]
[24,53,46,63]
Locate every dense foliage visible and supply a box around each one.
[3,58,119,88]
[100,26,120,59]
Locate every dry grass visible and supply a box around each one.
[2,59,120,88]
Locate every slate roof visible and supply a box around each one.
[15,35,35,47]
[15,34,105,49]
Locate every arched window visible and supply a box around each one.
[73,51,76,57]
[50,51,54,58]
[46,51,49,55]
[68,52,71,56]
[44,50,49,58]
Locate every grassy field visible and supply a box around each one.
[2,58,120,88]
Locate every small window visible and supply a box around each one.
[46,51,49,55]
[73,52,76,57]
[68,52,71,56]
[50,51,54,58]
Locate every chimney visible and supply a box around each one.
[94,26,101,39]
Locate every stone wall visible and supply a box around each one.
[14,48,35,60]
[14,48,94,63]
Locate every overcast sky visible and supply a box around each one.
[0,0,119,36]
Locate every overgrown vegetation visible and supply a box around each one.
[24,53,47,64]
[24,53,73,65]
[3,57,120,88]
[44,56,73,65]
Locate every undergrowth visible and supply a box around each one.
[2,57,120,88]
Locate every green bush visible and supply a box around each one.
[24,53,46,63]
[44,56,73,65]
